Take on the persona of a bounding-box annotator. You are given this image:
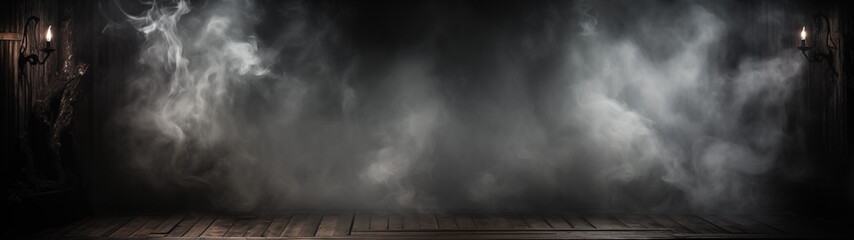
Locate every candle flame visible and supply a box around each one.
[46,25,52,42]
[800,27,806,40]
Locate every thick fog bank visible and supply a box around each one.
[104,0,805,212]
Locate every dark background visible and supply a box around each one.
[2,0,853,235]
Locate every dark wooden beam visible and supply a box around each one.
[0,32,22,41]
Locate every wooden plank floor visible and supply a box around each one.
[33,211,842,239]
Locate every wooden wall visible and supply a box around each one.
[794,0,854,214]
[1,0,60,194]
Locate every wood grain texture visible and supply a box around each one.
[88,217,132,237]
[403,213,420,230]
[419,213,438,230]
[614,214,664,229]
[454,215,476,230]
[224,218,254,237]
[0,32,22,41]
[262,214,290,237]
[315,215,338,237]
[351,212,370,232]
[670,215,725,234]
[182,214,216,237]
[107,216,149,238]
[436,214,458,230]
[297,214,323,237]
[722,215,781,234]
[370,212,388,230]
[387,213,403,230]
[130,216,168,238]
[472,214,493,230]
[563,215,594,229]
[152,214,184,234]
[506,214,528,229]
[699,215,748,234]
[751,214,824,234]
[166,214,201,237]
[648,215,692,233]
[281,214,306,237]
[200,216,234,237]
[543,215,571,229]
[37,212,841,239]
[334,212,354,236]
[63,217,102,237]
[523,215,551,229]
[585,215,629,229]
[244,214,273,237]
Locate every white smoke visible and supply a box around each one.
[116,0,289,210]
[362,59,445,209]
[109,0,805,212]
[560,4,802,209]
[576,3,598,37]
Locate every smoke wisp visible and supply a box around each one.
[109,0,805,212]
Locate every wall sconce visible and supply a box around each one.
[17,16,55,75]
[798,13,838,78]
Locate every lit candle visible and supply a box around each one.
[46,25,52,48]
[46,25,52,42]
[800,26,806,46]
